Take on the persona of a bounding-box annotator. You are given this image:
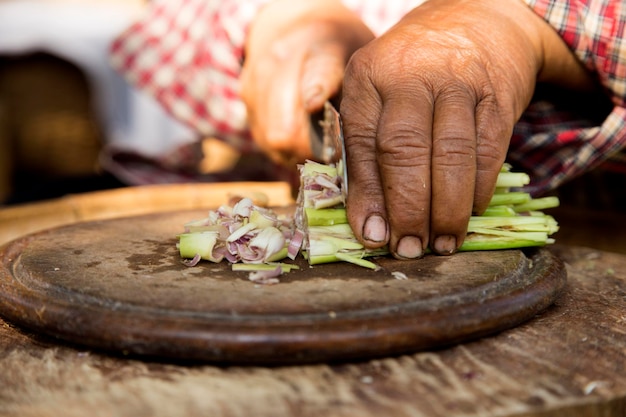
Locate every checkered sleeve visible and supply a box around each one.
[510,0,626,193]
[109,0,274,154]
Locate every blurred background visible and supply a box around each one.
[0,0,624,253]
[0,0,245,206]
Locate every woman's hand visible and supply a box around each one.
[241,0,374,166]
[340,0,593,258]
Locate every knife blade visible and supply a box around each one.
[309,101,349,195]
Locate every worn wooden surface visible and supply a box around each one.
[0,183,624,416]
[0,211,565,364]
[0,245,623,416]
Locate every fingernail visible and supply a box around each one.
[396,236,423,259]
[433,235,457,255]
[363,215,387,243]
[303,84,324,109]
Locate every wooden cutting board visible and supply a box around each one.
[0,209,566,365]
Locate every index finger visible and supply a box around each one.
[341,76,388,249]
[342,82,435,259]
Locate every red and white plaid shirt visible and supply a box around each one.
[109,0,626,193]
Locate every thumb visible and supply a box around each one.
[300,45,345,111]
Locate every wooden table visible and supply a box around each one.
[0,184,624,417]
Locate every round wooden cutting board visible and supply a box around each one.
[0,209,566,365]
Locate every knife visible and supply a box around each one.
[309,101,349,195]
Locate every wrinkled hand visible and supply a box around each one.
[241,0,374,166]
[341,0,593,258]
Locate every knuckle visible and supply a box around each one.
[377,132,431,168]
[432,137,475,167]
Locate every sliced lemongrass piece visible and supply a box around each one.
[301,160,338,177]
[226,222,258,242]
[178,231,220,262]
[266,247,289,262]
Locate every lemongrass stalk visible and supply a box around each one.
[513,196,561,213]
[459,236,548,251]
[495,172,531,188]
[335,252,381,270]
[488,192,531,207]
[307,223,355,237]
[307,236,364,256]
[468,215,558,230]
[481,206,517,217]
[231,263,300,273]
[305,207,348,226]
[308,248,388,265]
[308,253,341,265]
[468,227,549,242]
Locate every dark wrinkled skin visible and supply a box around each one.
[243,0,594,258]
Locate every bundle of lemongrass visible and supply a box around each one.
[295,160,559,270]
[178,160,559,281]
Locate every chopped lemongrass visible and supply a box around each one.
[226,221,258,242]
[178,160,561,280]
[266,247,289,262]
[314,195,344,210]
[301,160,338,177]
[178,231,220,262]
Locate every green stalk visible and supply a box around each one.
[178,231,219,261]
[232,263,300,273]
[335,252,381,270]
[459,236,549,251]
[481,206,517,217]
[179,160,561,276]
[512,196,561,213]
[488,192,531,207]
[305,207,348,226]
[495,172,530,188]
[468,215,558,231]
[468,227,549,242]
